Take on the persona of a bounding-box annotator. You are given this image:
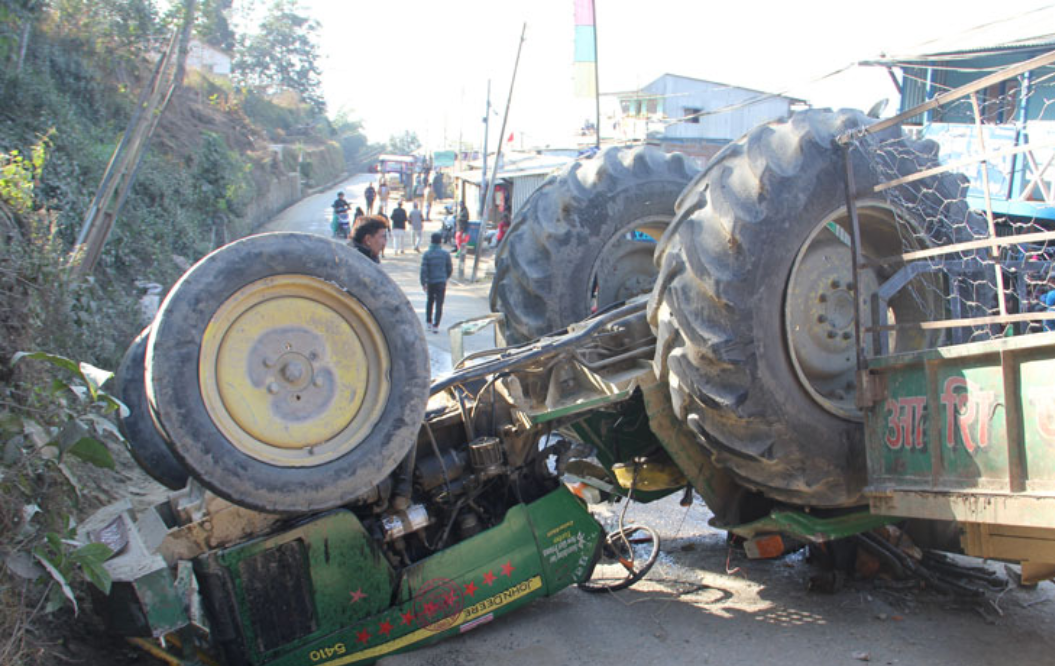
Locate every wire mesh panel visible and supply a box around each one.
[840,52,1055,358]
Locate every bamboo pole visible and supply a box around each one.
[471,23,527,284]
[68,0,197,280]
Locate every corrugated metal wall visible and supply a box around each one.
[458,173,551,221]
[462,179,482,215]
[510,174,548,218]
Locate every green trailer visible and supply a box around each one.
[861,331,1055,583]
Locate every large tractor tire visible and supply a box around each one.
[650,109,967,507]
[490,146,698,343]
[146,233,430,514]
[115,328,189,491]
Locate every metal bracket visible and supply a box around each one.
[449,312,506,366]
[855,369,886,409]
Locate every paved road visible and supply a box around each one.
[261,172,376,236]
[259,173,501,378]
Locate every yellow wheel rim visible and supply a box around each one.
[199,274,390,466]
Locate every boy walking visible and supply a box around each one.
[420,232,453,333]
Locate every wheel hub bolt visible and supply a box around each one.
[267,382,280,395]
[827,331,837,339]
[817,314,828,323]
[818,294,828,303]
[846,282,855,291]
[263,357,274,368]
[281,361,305,383]
[831,279,841,289]
[842,332,852,340]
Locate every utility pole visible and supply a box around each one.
[460,81,491,278]
[592,0,601,149]
[471,23,527,283]
[456,87,464,168]
[68,0,197,280]
[479,80,491,218]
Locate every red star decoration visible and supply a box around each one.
[349,588,367,604]
[463,581,478,597]
[356,629,371,644]
[444,589,458,606]
[483,570,496,586]
[501,561,516,577]
[378,621,393,636]
[423,601,438,616]
[400,610,415,625]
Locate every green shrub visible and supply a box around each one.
[1,352,124,662]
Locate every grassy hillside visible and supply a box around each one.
[0,13,356,375]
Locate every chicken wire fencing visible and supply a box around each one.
[838,53,1055,360]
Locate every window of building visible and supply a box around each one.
[683,107,701,123]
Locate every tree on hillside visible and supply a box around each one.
[50,0,161,57]
[233,0,324,113]
[0,0,46,74]
[332,109,369,167]
[387,131,421,155]
[195,0,235,50]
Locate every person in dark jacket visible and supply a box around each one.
[331,191,352,238]
[420,232,453,332]
[390,200,408,254]
[364,183,377,214]
[353,217,387,263]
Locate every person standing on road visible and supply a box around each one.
[364,183,376,214]
[390,200,408,254]
[423,182,435,220]
[378,177,391,214]
[455,201,470,256]
[331,191,352,238]
[352,217,388,263]
[492,209,511,247]
[420,232,453,333]
[409,201,425,252]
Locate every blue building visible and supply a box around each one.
[867,10,1055,223]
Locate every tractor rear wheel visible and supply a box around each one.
[146,233,430,513]
[490,146,697,343]
[650,109,962,507]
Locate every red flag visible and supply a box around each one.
[507,132,514,143]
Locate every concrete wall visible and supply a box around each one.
[244,170,302,230]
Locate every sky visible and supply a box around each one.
[301,0,1055,150]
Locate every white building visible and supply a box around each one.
[186,39,232,77]
[615,74,806,161]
